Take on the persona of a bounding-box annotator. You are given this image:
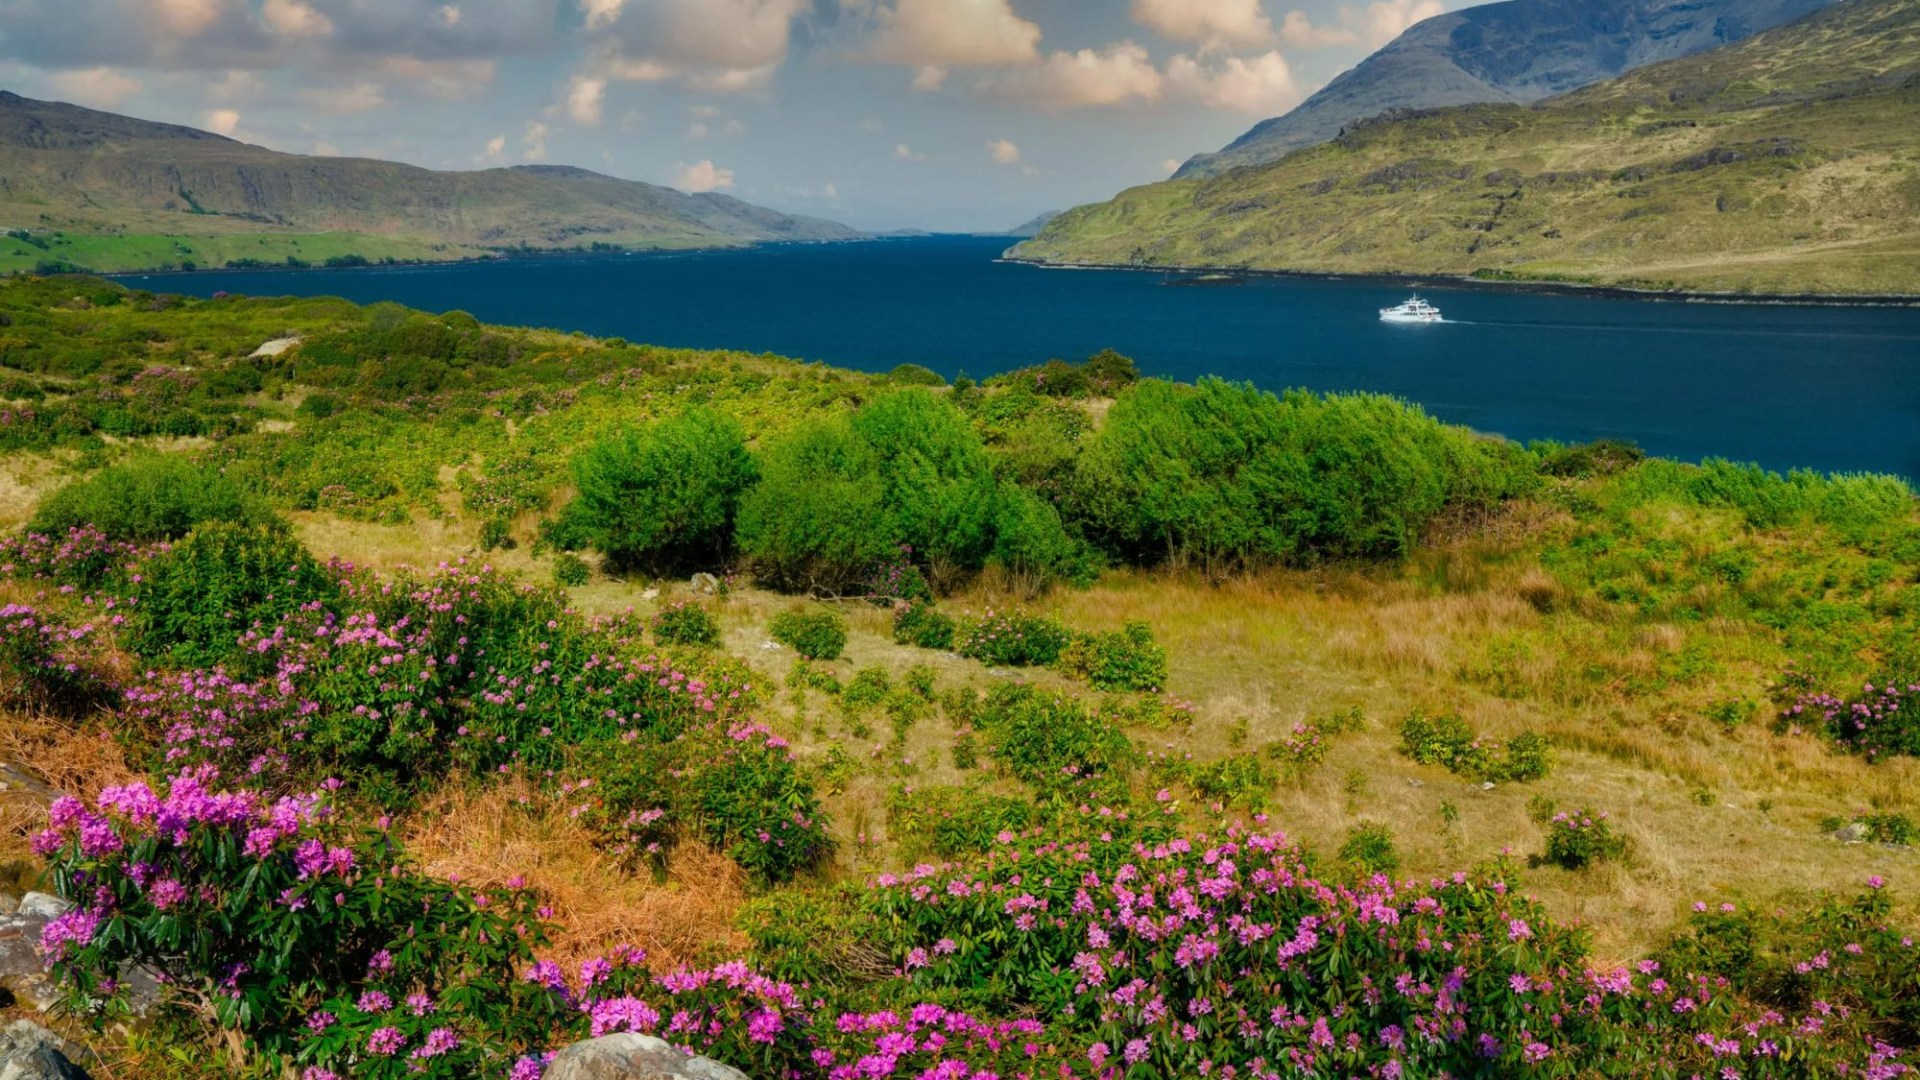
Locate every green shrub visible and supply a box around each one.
[951,731,979,770]
[954,609,1069,667]
[1541,807,1628,869]
[1820,812,1915,846]
[1339,822,1401,878]
[974,684,1133,798]
[683,723,831,884]
[886,786,1034,859]
[564,408,757,573]
[0,604,116,717]
[737,417,893,593]
[31,455,270,542]
[886,363,946,386]
[478,517,515,551]
[841,666,892,712]
[1058,621,1167,692]
[786,660,842,696]
[651,600,721,648]
[1399,711,1552,783]
[902,664,936,700]
[892,599,956,650]
[989,485,1096,595]
[552,552,590,587]
[1151,751,1278,810]
[848,389,998,586]
[127,522,337,668]
[770,607,847,661]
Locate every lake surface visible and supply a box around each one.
[124,236,1920,480]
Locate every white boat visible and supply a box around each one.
[1379,296,1443,323]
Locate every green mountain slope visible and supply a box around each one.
[0,92,861,273]
[1014,0,1920,296]
[1178,0,1834,179]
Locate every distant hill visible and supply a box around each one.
[1007,211,1063,238]
[0,92,861,273]
[1177,0,1834,179]
[1011,0,1920,296]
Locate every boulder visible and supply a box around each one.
[689,573,720,595]
[14,896,69,921]
[0,1021,92,1080]
[544,1035,748,1080]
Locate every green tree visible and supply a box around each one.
[849,389,998,588]
[736,415,893,593]
[565,408,758,573]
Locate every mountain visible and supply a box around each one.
[1010,0,1920,296]
[1007,211,1063,238]
[0,92,860,273]
[1177,0,1835,179]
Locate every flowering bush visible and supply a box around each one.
[0,602,116,716]
[126,521,339,668]
[0,525,160,588]
[1058,621,1167,693]
[862,824,1914,1078]
[34,771,556,1077]
[769,607,847,661]
[650,599,721,648]
[891,598,955,651]
[1541,807,1629,869]
[1788,676,1920,759]
[1400,710,1552,783]
[955,608,1069,668]
[974,683,1135,800]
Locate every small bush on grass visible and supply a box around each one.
[954,608,1069,667]
[885,786,1035,859]
[973,684,1133,800]
[1820,811,1915,846]
[1058,620,1167,692]
[1399,710,1552,783]
[1541,807,1628,869]
[1339,822,1400,878]
[769,607,847,661]
[892,599,956,650]
[0,604,116,716]
[650,599,721,647]
[840,666,891,713]
[30,455,270,542]
[552,552,590,587]
[126,521,337,669]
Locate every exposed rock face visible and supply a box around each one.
[1175,0,1834,178]
[544,1035,749,1080]
[0,1021,93,1080]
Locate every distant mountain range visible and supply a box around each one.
[1011,0,1920,296]
[0,92,860,273]
[1177,0,1834,178]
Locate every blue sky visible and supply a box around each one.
[0,0,1482,230]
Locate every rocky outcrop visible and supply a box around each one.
[0,1021,93,1080]
[544,1035,749,1080]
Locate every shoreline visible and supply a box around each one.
[996,253,1920,309]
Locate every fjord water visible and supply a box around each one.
[136,235,1920,480]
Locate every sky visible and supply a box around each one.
[0,0,1484,231]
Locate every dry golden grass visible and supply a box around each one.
[398,777,748,973]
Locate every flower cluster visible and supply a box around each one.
[1789,678,1920,760]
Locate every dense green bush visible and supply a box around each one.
[650,599,722,647]
[769,607,848,661]
[1611,458,1914,531]
[1075,379,1531,572]
[954,608,1070,667]
[564,408,757,572]
[0,604,116,717]
[848,389,999,585]
[989,485,1095,594]
[886,786,1035,859]
[30,455,270,542]
[683,723,831,884]
[1339,821,1401,878]
[892,599,956,650]
[1058,621,1167,692]
[127,521,337,668]
[1540,807,1629,869]
[736,417,893,593]
[552,552,590,586]
[973,684,1133,798]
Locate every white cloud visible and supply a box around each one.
[1131,0,1274,50]
[1163,157,1182,174]
[438,4,461,26]
[262,0,332,38]
[565,74,606,125]
[477,134,508,163]
[46,66,144,109]
[522,120,548,162]
[988,138,1021,166]
[893,142,925,162]
[1279,9,1357,47]
[861,0,1041,69]
[979,41,1162,109]
[203,107,241,135]
[673,159,734,192]
[1344,0,1447,48]
[584,0,808,93]
[1166,49,1301,113]
[149,0,227,37]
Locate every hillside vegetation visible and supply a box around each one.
[0,275,1916,1078]
[1177,0,1831,177]
[0,92,860,275]
[1016,0,1920,295]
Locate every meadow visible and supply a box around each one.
[0,273,1915,1078]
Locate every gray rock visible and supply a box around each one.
[0,1020,93,1080]
[1831,822,1870,843]
[0,914,45,979]
[689,573,720,595]
[0,896,17,916]
[545,1034,748,1080]
[14,896,69,921]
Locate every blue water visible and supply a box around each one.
[121,236,1920,480]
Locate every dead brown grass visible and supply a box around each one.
[399,777,748,973]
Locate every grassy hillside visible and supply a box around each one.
[1017,0,1920,295]
[0,93,861,275]
[0,275,1916,1076]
